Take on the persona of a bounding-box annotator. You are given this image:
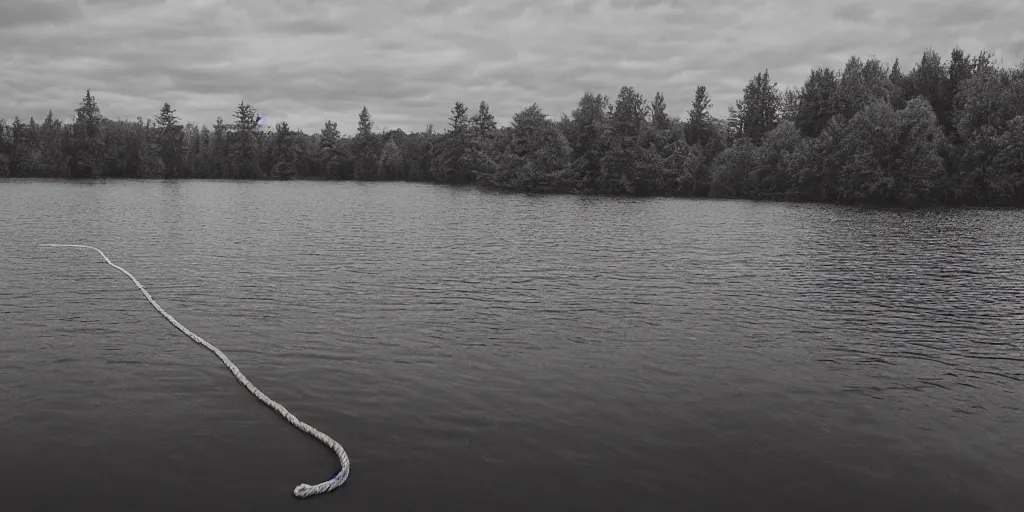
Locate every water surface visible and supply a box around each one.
[2,179,1023,511]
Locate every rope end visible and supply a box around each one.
[292,466,349,499]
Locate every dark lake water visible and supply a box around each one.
[2,179,1023,511]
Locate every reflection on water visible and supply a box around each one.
[1,179,1022,512]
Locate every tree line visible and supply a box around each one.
[1,46,1022,206]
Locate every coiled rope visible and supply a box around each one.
[40,244,350,498]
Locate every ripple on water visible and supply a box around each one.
[1,181,1023,511]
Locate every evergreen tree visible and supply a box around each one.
[353,107,378,179]
[600,87,656,194]
[795,67,839,137]
[229,101,260,178]
[1,44,1020,206]
[686,85,713,145]
[610,86,648,139]
[0,120,8,178]
[565,91,610,191]
[889,58,909,110]
[136,117,166,179]
[155,102,183,178]
[318,120,345,178]
[321,120,341,148]
[908,49,953,132]
[729,70,781,144]
[429,101,473,183]
[448,101,469,133]
[211,117,229,178]
[948,47,974,112]
[357,107,373,137]
[862,58,894,105]
[650,92,670,131]
[39,110,65,177]
[836,56,868,119]
[156,102,179,128]
[71,90,104,178]
[8,116,27,177]
[271,121,298,180]
[470,101,497,135]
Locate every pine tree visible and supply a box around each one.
[229,101,260,178]
[271,121,298,180]
[9,116,26,176]
[795,67,839,137]
[861,58,894,106]
[610,86,648,139]
[353,107,378,179]
[357,107,373,138]
[686,85,713,145]
[908,49,953,132]
[602,87,654,194]
[889,58,909,110]
[71,90,104,178]
[836,56,868,119]
[211,117,228,178]
[470,101,497,136]
[430,101,473,183]
[40,110,65,176]
[155,102,183,178]
[231,101,260,132]
[156,102,179,128]
[448,101,469,133]
[729,70,781,144]
[650,91,670,131]
[316,120,344,178]
[136,117,166,179]
[565,92,610,191]
[0,119,8,178]
[320,120,340,148]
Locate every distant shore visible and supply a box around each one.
[2,46,1021,207]
[5,175,1018,209]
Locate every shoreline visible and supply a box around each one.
[4,176,1020,209]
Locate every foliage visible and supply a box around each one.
[3,46,1023,206]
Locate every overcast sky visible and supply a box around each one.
[1,0,1021,134]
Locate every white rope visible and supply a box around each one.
[40,244,350,499]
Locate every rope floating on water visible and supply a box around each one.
[40,244,350,499]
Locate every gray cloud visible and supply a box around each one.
[0,0,1021,134]
[834,3,875,23]
[0,0,82,28]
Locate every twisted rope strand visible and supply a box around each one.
[41,244,350,498]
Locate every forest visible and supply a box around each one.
[1,47,1022,206]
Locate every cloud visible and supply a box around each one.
[0,0,1021,134]
[0,0,82,28]
[834,3,876,24]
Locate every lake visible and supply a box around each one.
[1,179,1023,511]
